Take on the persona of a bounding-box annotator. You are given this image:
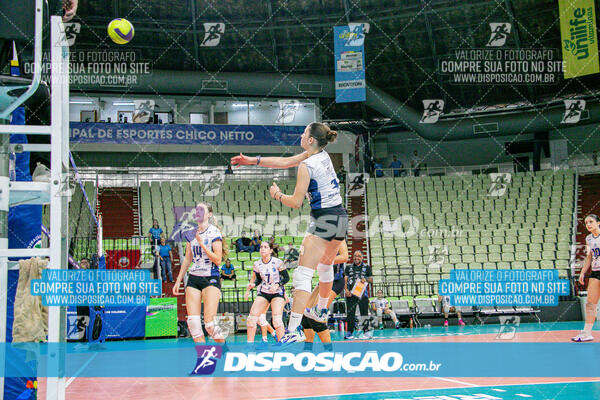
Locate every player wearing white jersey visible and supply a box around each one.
[372,290,400,329]
[572,214,600,342]
[438,295,465,327]
[232,122,348,344]
[244,241,289,343]
[173,203,227,344]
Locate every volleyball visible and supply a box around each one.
[107,18,134,44]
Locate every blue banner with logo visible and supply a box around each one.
[3,342,600,378]
[334,24,366,103]
[69,122,304,146]
[66,306,146,340]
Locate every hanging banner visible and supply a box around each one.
[70,122,304,146]
[334,24,366,103]
[559,0,599,78]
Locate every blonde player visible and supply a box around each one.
[372,290,401,329]
[173,203,227,344]
[232,122,347,344]
[572,214,600,342]
[244,241,289,343]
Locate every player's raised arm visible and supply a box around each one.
[231,151,312,169]
[270,162,310,209]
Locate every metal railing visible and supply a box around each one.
[74,166,296,187]
[70,235,157,266]
[373,282,438,298]
[371,163,517,178]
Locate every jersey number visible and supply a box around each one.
[331,178,339,189]
[192,245,203,259]
[593,248,600,257]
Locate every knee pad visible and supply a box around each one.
[293,265,314,293]
[247,315,259,329]
[258,313,267,327]
[376,308,383,317]
[317,263,334,283]
[272,314,284,330]
[187,315,204,339]
[205,320,225,340]
[586,301,598,318]
[204,320,215,335]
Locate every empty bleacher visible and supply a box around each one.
[367,170,575,294]
[139,179,318,238]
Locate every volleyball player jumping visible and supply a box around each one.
[173,203,228,344]
[232,122,348,343]
[572,214,600,342]
[244,241,289,343]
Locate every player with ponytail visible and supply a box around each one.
[173,203,227,347]
[572,214,600,342]
[232,122,348,344]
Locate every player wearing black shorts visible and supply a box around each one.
[572,214,600,342]
[232,123,348,344]
[244,242,290,343]
[173,203,227,344]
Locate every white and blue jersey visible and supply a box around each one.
[253,257,285,295]
[302,150,343,210]
[586,233,600,271]
[372,298,389,310]
[186,225,222,277]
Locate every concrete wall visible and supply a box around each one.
[376,123,600,170]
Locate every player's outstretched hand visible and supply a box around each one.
[231,153,254,166]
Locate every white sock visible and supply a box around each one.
[262,336,267,341]
[584,323,594,335]
[317,296,329,310]
[288,312,302,331]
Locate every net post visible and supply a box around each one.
[46,15,70,400]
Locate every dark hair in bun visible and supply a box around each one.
[586,214,600,222]
[308,122,338,148]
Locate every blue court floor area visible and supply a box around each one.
[280,381,600,400]
[229,321,599,343]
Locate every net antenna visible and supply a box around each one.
[97,213,103,257]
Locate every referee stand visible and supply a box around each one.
[0,5,71,399]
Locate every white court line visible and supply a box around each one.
[491,388,506,392]
[433,377,479,387]
[515,395,533,398]
[65,352,98,388]
[262,378,600,400]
